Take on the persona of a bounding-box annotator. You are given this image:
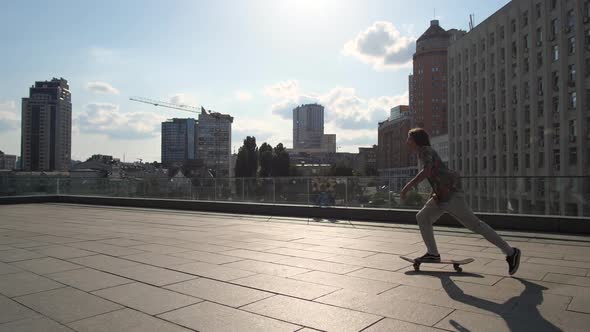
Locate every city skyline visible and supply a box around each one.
[0,0,509,162]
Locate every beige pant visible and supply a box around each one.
[416,193,513,256]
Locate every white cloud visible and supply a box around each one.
[263,80,300,99]
[266,82,408,131]
[343,21,416,70]
[169,93,198,107]
[86,81,120,95]
[0,101,19,131]
[235,90,253,102]
[75,103,166,140]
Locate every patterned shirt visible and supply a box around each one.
[418,146,462,203]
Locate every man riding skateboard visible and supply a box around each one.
[400,128,521,275]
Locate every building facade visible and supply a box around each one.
[161,118,198,167]
[21,78,72,171]
[197,109,233,178]
[0,151,16,170]
[377,105,417,179]
[293,104,324,150]
[448,0,590,216]
[410,21,463,136]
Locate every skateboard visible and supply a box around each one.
[400,256,474,272]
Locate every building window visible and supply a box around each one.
[551,19,558,39]
[569,147,577,165]
[523,34,529,50]
[536,51,543,66]
[513,153,519,171]
[569,64,576,83]
[586,1,590,18]
[523,11,529,27]
[553,149,560,170]
[483,156,487,169]
[567,10,575,30]
[552,45,559,61]
[553,123,560,144]
[551,0,557,10]
[568,36,576,54]
[553,97,560,113]
[538,151,544,168]
[490,32,495,45]
[537,100,544,117]
[569,119,577,140]
[511,19,517,33]
[569,92,577,109]
[552,72,559,91]
[536,3,542,19]
[538,77,544,96]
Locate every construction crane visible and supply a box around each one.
[129,96,203,114]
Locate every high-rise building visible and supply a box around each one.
[292,104,336,152]
[377,105,417,179]
[0,151,17,170]
[447,0,590,216]
[197,109,233,177]
[161,118,198,167]
[410,20,464,136]
[21,78,72,171]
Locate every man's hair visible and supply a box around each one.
[408,128,431,147]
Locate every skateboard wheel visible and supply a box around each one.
[453,264,462,272]
[413,263,420,271]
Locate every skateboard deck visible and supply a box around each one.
[400,256,474,272]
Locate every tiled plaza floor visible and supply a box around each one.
[0,203,589,331]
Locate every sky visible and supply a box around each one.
[0,0,509,162]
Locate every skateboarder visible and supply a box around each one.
[400,128,521,275]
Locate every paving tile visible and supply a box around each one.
[68,254,141,272]
[171,261,256,280]
[242,295,382,332]
[170,250,243,264]
[569,295,590,314]
[434,310,511,332]
[112,264,197,286]
[363,318,446,332]
[322,254,410,271]
[159,300,300,331]
[544,273,590,287]
[232,274,340,300]
[348,268,447,290]
[171,242,234,252]
[32,245,96,259]
[121,252,195,267]
[14,287,122,323]
[0,271,64,297]
[12,257,82,275]
[165,278,274,307]
[0,316,74,332]
[221,249,289,262]
[129,244,192,254]
[275,256,362,274]
[289,270,397,294]
[92,282,202,315]
[46,268,133,292]
[0,248,45,262]
[0,294,39,324]
[67,242,146,256]
[98,238,147,247]
[68,308,192,332]
[24,235,82,244]
[302,246,376,258]
[222,259,311,277]
[265,247,336,260]
[527,257,590,269]
[0,261,22,275]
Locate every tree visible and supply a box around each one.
[272,143,290,176]
[258,143,273,177]
[234,136,258,177]
[330,163,354,176]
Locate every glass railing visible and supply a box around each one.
[1,175,589,217]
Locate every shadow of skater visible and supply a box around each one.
[406,271,561,331]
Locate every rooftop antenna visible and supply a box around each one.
[469,14,474,30]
